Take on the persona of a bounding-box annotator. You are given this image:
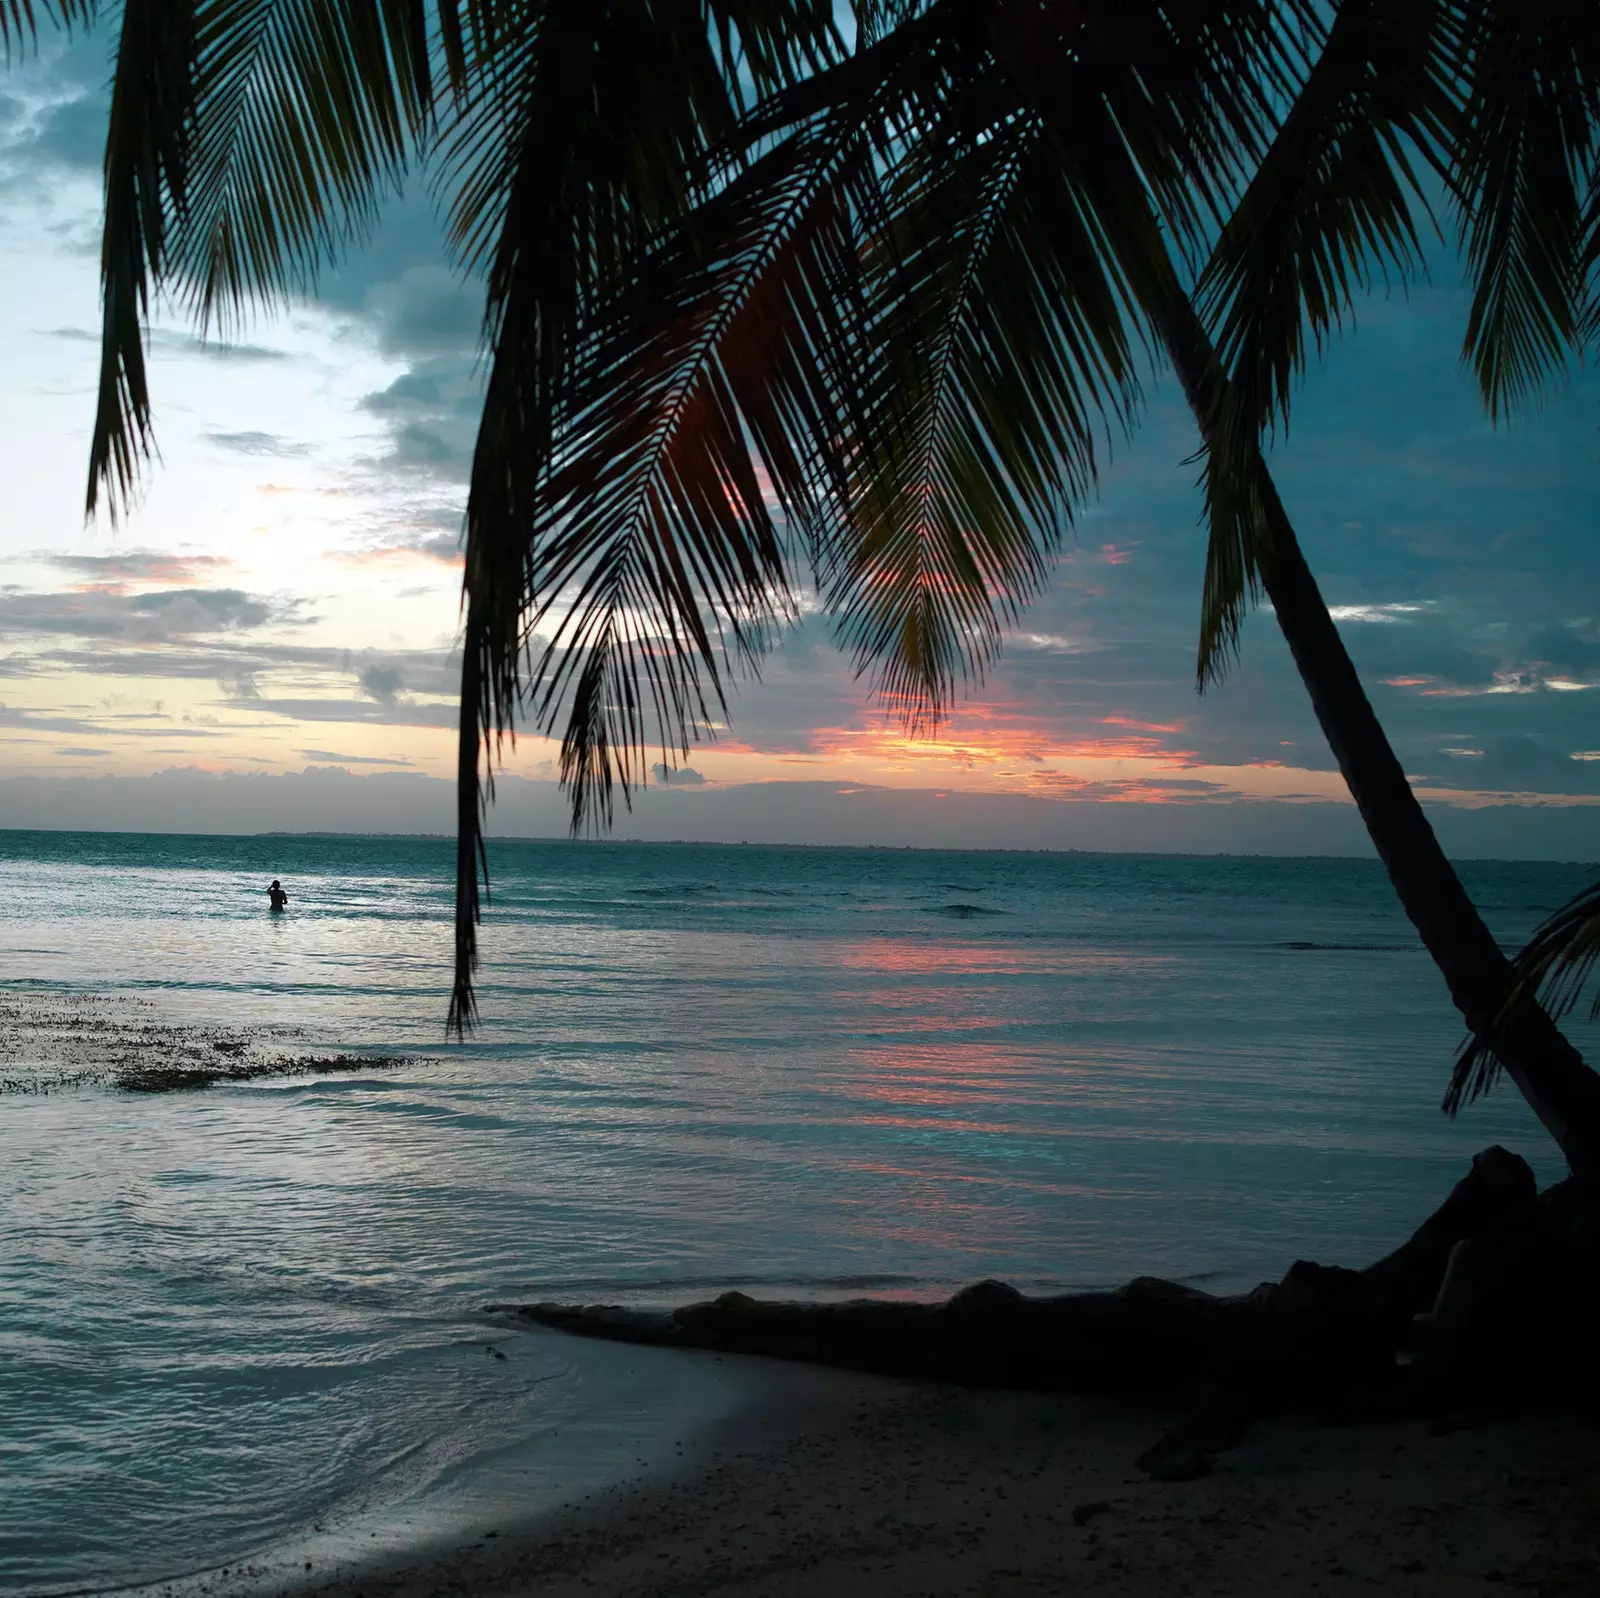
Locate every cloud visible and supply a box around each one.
[358,662,404,704]
[44,551,234,587]
[29,91,105,171]
[333,531,463,567]
[297,748,417,767]
[385,420,466,475]
[1430,735,1600,797]
[253,697,458,729]
[652,763,708,785]
[0,702,99,732]
[362,368,450,412]
[150,329,290,363]
[1325,601,1437,624]
[366,265,483,358]
[41,326,290,362]
[219,670,260,701]
[54,745,107,756]
[29,642,462,695]
[0,587,287,642]
[205,430,310,457]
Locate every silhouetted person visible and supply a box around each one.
[268,879,289,913]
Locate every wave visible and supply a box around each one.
[1276,940,1412,952]
[928,902,1006,919]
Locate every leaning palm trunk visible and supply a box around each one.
[978,5,1600,1178]
[1156,294,1600,1180]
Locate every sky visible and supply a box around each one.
[1,28,1599,856]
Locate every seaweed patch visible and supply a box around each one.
[0,992,421,1095]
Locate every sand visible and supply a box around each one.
[130,1349,1600,1598]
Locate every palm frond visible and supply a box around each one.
[1448,875,1600,1110]
[1193,0,1457,682]
[979,0,1294,689]
[1018,0,1309,272]
[1579,155,1600,347]
[87,0,446,517]
[528,128,885,829]
[444,0,845,1033]
[88,0,198,522]
[1,0,93,53]
[1452,0,1600,419]
[173,0,440,331]
[824,101,1142,728]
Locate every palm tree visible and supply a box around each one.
[57,1,1600,1168]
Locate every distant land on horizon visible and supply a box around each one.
[0,765,1594,860]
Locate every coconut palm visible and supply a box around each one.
[426,0,1600,1163]
[57,1,1600,1166]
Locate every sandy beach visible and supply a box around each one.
[126,1346,1600,1598]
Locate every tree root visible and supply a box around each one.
[497,1146,1600,1473]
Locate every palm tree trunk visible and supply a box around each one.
[1157,294,1600,1178]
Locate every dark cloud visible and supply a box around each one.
[0,34,109,186]
[29,91,104,171]
[44,551,233,585]
[385,420,467,476]
[0,702,99,732]
[358,663,404,704]
[54,746,107,756]
[0,587,286,642]
[253,697,457,729]
[361,355,483,482]
[1429,734,1600,797]
[652,763,708,785]
[219,670,260,701]
[366,264,483,358]
[362,369,448,412]
[1524,622,1600,680]
[32,642,462,696]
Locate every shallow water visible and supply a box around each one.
[1,831,1592,1594]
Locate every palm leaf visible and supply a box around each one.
[87,0,447,518]
[1,0,92,52]
[1449,876,1600,1110]
[1193,0,1458,682]
[443,0,844,1032]
[824,102,1142,728]
[527,129,884,828]
[88,0,198,522]
[810,0,1308,723]
[1452,0,1600,419]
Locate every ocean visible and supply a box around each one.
[1,829,1593,1595]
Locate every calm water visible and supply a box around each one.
[1,830,1594,1593]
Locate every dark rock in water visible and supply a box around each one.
[115,1052,412,1093]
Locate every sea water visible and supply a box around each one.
[1,830,1594,1594]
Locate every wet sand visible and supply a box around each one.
[131,1355,1600,1598]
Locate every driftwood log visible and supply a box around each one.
[498,1147,1600,1472]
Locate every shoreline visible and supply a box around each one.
[110,1341,1600,1598]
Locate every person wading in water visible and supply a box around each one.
[267,879,289,912]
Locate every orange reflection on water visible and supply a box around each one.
[837,937,1169,978]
